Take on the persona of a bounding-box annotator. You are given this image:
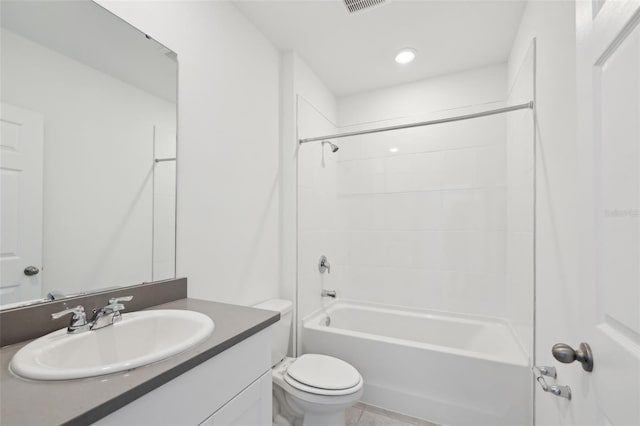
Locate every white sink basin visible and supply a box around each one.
[10,309,214,381]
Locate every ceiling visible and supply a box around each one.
[1,0,177,103]
[233,0,526,97]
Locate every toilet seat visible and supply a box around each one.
[283,354,363,396]
[284,373,363,396]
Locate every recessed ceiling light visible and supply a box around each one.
[389,147,399,153]
[395,48,416,64]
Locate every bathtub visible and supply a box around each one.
[302,300,532,426]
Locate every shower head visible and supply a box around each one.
[322,140,339,153]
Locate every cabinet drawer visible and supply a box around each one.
[96,328,271,426]
[200,371,271,426]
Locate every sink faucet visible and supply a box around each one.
[51,305,91,334]
[51,296,133,334]
[90,296,133,330]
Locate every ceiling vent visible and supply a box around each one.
[343,0,387,14]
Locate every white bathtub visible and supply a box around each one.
[302,300,532,426]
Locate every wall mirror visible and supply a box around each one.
[0,0,178,309]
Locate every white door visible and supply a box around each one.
[568,0,640,425]
[0,103,44,306]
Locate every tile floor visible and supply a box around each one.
[346,403,439,426]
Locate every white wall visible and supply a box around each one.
[98,0,281,306]
[338,64,507,127]
[507,1,578,425]
[1,28,175,297]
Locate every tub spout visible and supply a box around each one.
[321,289,336,298]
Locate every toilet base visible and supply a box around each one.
[273,390,349,426]
[284,390,359,426]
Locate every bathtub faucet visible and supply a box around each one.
[321,289,337,298]
[318,255,331,274]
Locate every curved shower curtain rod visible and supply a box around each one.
[298,101,534,144]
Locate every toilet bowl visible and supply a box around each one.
[273,356,363,426]
[254,299,363,426]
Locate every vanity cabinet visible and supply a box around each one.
[200,371,271,425]
[96,328,272,426]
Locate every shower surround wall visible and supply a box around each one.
[333,64,511,319]
[334,113,507,318]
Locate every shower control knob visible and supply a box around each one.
[552,342,593,372]
[318,255,331,274]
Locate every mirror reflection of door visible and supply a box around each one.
[0,103,44,306]
[0,1,177,308]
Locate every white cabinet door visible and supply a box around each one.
[0,103,43,305]
[200,371,271,426]
[569,0,640,425]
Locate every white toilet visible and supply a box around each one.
[254,299,363,426]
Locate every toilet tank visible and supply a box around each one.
[253,299,292,366]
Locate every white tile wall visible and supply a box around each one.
[328,112,509,318]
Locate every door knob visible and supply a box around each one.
[552,342,593,372]
[24,266,40,276]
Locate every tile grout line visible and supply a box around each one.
[354,406,364,426]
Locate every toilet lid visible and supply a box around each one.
[285,354,361,391]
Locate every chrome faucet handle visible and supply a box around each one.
[51,305,90,333]
[51,305,85,320]
[318,256,331,274]
[90,297,130,330]
[100,303,125,313]
[108,295,133,304]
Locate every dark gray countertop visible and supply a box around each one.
[0,298,279,426]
